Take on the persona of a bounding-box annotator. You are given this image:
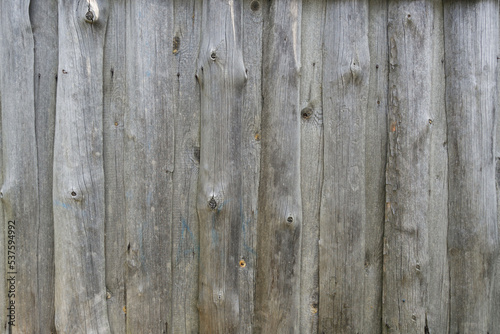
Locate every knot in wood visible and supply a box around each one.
[85,9,95,23]
[301,107,313,119]
[208,197,217,210]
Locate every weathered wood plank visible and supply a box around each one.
[254,1,303,332]
[124,1,174,332]
[103,0,127,332]
[444,2,499,332]
[384,1,448,332]
[299,1,325,333]
[238,0,263,332]
[319,2,370,333]
[363,0,389,332]
[0,77,4,333]
[0,1,40,332]
[195,1,247,332]
[171,0,202,333]
[31,0,59,332]
[52,0,110,332]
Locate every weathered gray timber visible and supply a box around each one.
[103,0,127,332]
[171,1,202,333]
[1,1,500,333]
[444,1,499,332]
[319,1,370,332]
[53,0,110,332]
[31,0,58,332]
[124,1,175,332]
[196,1,247,332]
[299,1,324,332]
[254,1,303,332]
[383,1,449,333]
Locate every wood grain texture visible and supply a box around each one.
[384,1,448,332]
[171,0,202,333]
[444,2,499,332]
[0,1,40,332]
[254,1,303,332]
[319,1,370,333]
[195,1,247,332]
[53,0,110,332]
[103,0,127,332]
[124,1,175,332]
[31,0,58,332]
[238,1,263,332]
[363,0,388,332]
[299,1,325,333]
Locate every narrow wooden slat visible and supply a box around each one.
[238,0,264,332]
[124,1,174,332]
[103,0,127,332]
[171,0,202,332]
[0,1,40,332]
[254,1,303,332]
[299,1,325,333]
[363,0,389,332]
[53,0,110,332]
[195,1,247,332]
[319,2,370,332]
[383,1,448,332]
[444,2,499,332]
[30,0,59,331]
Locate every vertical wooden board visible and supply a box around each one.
[171,0,202,333]
[319,2,369,333]
[299,1,325,333]
[0,1,40,332]
[124,1,174,332]
[53,0,110,332]
[30,0,58,332]
[424,2,449,331]
[103,0,127,332]
[195,1,247,332]
[238,1,263,332]
[444,2,499,332]
[0,83,4,333]
[254,1,302,332]
[364,0,388,332]
[384,1,448,332]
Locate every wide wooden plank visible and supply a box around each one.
[383,1,448,332]
[170,0,202,333]
[319,2,370,333]
[103,0,127,332]
[124,1,174,332]
[195,1,247,332]
[254,1,303,332]
[299,1,325,333]
[30,0,59,332]
[444,2,499,332]
[52,0,110,332]
[0,1,40,332]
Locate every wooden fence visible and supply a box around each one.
[1,0,499,333]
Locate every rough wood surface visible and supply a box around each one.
[52,0,110,332]
[103,0,127,332]
[254,1,303,332]
[195,1,247,332]
[31,0,58,332]
[444,2,499,332]
[319,1,370,332]
[123,1,175,332]
[383,1,448,332]
[299,1,325,333]
[0,2,499,333]
[0,1,39,332]
[171,1,202,333]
